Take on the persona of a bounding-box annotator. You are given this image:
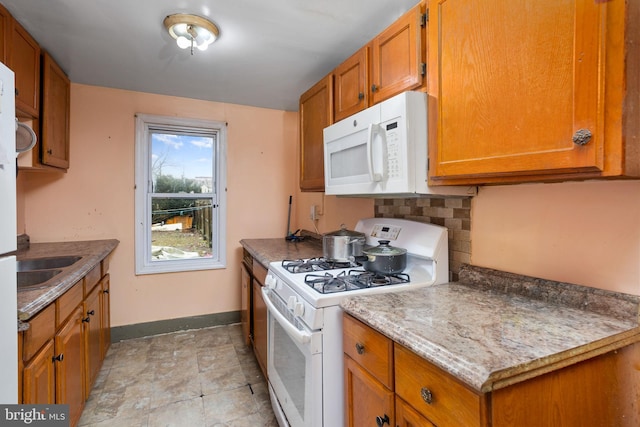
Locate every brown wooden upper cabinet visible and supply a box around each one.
[333,47,369,122]
[333,2,426,122]
[300,74,333,192]
[0,4,9,64]
[428,0,640,185]
[41,51,70,170]
[370,2,425,105]
[5,10,40,118]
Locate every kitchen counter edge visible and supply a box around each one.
[17,239,119,321]
[240,234,323,268]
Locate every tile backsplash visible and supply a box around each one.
[374,197,472,281]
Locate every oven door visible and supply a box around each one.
[262,287,323,427]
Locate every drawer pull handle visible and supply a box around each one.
[375,414,389,427]
[421,387,433,404]
[355,342,365,355]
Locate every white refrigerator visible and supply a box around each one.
[0,61,18,403]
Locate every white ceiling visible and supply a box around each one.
[1,0,420,111]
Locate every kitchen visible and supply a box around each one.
[1,0,640,426]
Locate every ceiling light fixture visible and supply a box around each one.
[163,14,219,55]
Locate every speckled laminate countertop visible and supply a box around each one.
[17,239,119,321]
[240,234,323,268]
[341,264,640,393]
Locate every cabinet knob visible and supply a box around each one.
[103,289,109,294]
[83,316,91,323]
[420,387,434,404]
[355,342,365,355]
[87,310,95,316]
[358,92,364,100]
[52,354,64,363]
[572,129,592,146]
[371,84,378,93]
[375,414,389,427]
[47,149,53,155]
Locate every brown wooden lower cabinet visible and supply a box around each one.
[54,305,85,427]
[83,284,101,400]
[252,273,268,377]
[99,274,111,360]
[22,338,55,405]
[344,313,640,427]
[20,258,112,427]
[344,354,394,427]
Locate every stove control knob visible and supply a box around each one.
[265,275,277,289]
[294,302,305,317]
[287,296,297,310]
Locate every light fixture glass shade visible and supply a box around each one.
[164,14,219,53]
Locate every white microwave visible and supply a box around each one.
[323,91,475,197]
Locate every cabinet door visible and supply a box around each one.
[22,338,55,405]
[8,18,39,117]
[100,274,111,360]
[396,396,436,427]
[344,354,394,427]
[41,51,70,169]
[241,262,251,346]
[252,279,268,378]
[371,2,424,104]
[299,74,333,191]
[55,305,85,427]
[0,4,10,64]
[83,284,101,399]
[429,0,606,182]
[334,47,369,122]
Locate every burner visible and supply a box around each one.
[305,271,350,293]
[345,270,411,289]
[282,257,358,274]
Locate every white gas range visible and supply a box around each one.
[262,218,450,427]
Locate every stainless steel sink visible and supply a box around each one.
[17,256,82,272]
[17,270,63,290]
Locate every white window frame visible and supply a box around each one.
[134,113,227,275]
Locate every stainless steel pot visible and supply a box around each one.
[362,240,407,275]
[322,225,366,262]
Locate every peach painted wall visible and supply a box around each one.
[17,83,373,328]
[471,180,640,296]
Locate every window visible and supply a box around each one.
[135,114,227,274]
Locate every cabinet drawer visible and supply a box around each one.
[23,303,55,361]
[83,264,101,296]
[252,259,267,285]
[343,314,393,389]
[56,280,82,328]
[395,344,485,427]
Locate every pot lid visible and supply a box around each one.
[324,224,365,238]
[363,240,407,256]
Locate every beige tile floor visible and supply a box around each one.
[78,324,278,427]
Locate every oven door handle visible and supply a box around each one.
[261,287,311,345]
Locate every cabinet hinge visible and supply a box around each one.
[422,10,429,26]
[420,63,426,76]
